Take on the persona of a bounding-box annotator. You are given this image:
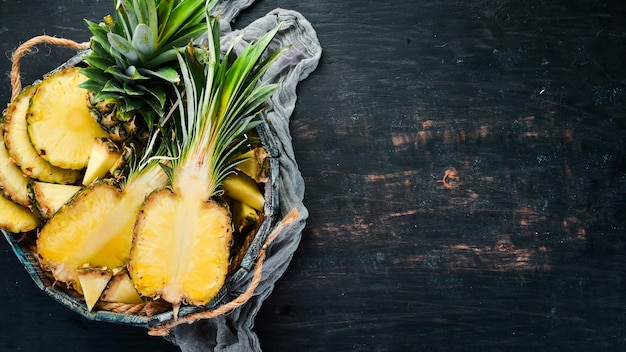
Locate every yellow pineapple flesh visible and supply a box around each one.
[77,266,113,311]
[27,67,109,170]
[130,189,232,307]
[3,85,81,184]
[222,173,265,211]
[0,193,41,233]
[82,137,122,185]
[36,164,168,287]
[29,181,81,219]
[0,123,31,206]
[101,269,143,304]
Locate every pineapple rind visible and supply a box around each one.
[3,85,82,184]
[27,67,109,170]
[130,189,232,306]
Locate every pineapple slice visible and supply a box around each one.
[0,193,41,233]
[235,147,270,183]
[0,123,31,206]
[222,173,265,211]
[129,190,232,307]
[232,200,259,233]
[29,181,81,219]
[27,67,108,170]
[101,269,143,304]
[3,85,81,184]
[82,137,122,185]
[77,267,113,311]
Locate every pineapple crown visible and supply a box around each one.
[80,0,213,130]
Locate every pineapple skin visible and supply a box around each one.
[130,189,233,306]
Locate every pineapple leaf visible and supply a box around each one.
[108,32,139,63]
[138,67,180,84]
[131,23,156,61]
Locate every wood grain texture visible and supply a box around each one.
[1,0,625,351]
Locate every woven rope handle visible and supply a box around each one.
[148,208,301,337]
[10,35,89,101]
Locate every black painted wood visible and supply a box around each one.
[1,1,625,351]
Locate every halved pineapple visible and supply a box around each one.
[0,193,40,233]
[77,266,113,311]
[0,123,31,206]
[27,67,108,170]
[222,173,265,211]
[129,190,232,307]
[82,137,123,185]
[29,181,81,218]
[3,85,81,184]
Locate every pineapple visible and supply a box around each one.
[129,14,284,310]
[80,0,209,144]
[101,269,143,304]
[77,266,113,311]
[234,146,271,183]
[0,123,31,206]
[35,163,168,288]
[82,137,123,185]
[222,173,265,212]
[0,193,40,233]
[3,85,82,184]
[28,181,81,219]
[35,0,207,293]
[27,67,109,170]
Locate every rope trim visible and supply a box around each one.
[148,208,301,337]
[10,35,89,101]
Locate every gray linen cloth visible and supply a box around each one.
[167,3,322,351]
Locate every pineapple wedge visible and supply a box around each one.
[222,173,265,212]
[232,200,260,233]
[0,123,31,206]
[0,193,40,233]
[82,137,122,185]
[235,147,270,183]
[3,85,81,184]
[29,181,81,219]
[101,269,143,304]
[27,67,108,170]
[77,267,113,311]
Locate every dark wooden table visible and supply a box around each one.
[1,1,625,351]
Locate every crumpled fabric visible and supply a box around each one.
[166,3,322,352]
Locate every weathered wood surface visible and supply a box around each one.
[1,0,624,351]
